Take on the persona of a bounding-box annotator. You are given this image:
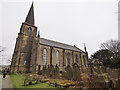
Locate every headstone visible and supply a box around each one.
[42,65,47,76]
[65,65,73,80]
[72,63,81,81]
[38,65,42,75]
[44,65,47,75]
[42,66,45,75]
[49,64,54,78]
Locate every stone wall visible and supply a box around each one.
[34,44,88,72]
[10,23,37,73]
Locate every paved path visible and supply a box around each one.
[0,74,13,89]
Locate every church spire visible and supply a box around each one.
[25,2,34,25]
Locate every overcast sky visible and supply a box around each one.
[0,0,119,65]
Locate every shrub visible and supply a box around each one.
[54,64,59,79]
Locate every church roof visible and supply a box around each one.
[39,38,84,52]
[25,2,34,25]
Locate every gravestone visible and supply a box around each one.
[46,65,50,77]
[42,65,47,76]
[42,66,45,75]
[72,63,81,81]
[44,65,47,75]
[38,65,42,75]
[65,65,73,80]
[49,64,54,78]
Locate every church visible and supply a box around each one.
[10,3,89,73]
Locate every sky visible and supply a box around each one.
[0,0,119,65]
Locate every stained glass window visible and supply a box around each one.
[56,51,59,65]
[76,54,78,63]
[24,60,26,65]
[43,49,47,65]
[67,53,70,65]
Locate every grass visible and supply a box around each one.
[10,74,55,88]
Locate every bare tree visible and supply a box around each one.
[101,40,120,54]
[0,46,6,65]
[0,46,12,65]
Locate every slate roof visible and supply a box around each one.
[25,2,34,25]
[39,38,84,52]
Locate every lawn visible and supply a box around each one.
[10,74,55,88]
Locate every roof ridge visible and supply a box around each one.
[40,37,75,47]
[40,37,84,52]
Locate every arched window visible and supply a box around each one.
[28,27,32,31]
[56,51,59,65]
[67,53,70,65]
[76,54,78,63]
[24,60,26,65]
[83,55,86,67]
[43,49,47,65]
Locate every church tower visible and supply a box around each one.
[10,3,37,73]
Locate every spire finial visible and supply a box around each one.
[25,2,34,25]
[84,43,87,52]
[38,31,40,37]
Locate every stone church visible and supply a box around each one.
[10,3,89,73]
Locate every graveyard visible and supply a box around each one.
[9,62,120,89]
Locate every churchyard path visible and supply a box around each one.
[0,74,13,89]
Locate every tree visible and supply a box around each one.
[0,46,6,65]
[91,49,114,68]
[91,40,120,68]
[101,40,120,54]
[0,46,11,65]
[101,40,120,68]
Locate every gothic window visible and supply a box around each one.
[80,53,82,66]
[63,49,65,66]
[28,27,32,31]
[67,53,70,65]
[76,54,78,63]
[24,60,26,65]
[56,51,59,66]
[43,49,47,65]
[27,27,32,36]
[83,55,86,67]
